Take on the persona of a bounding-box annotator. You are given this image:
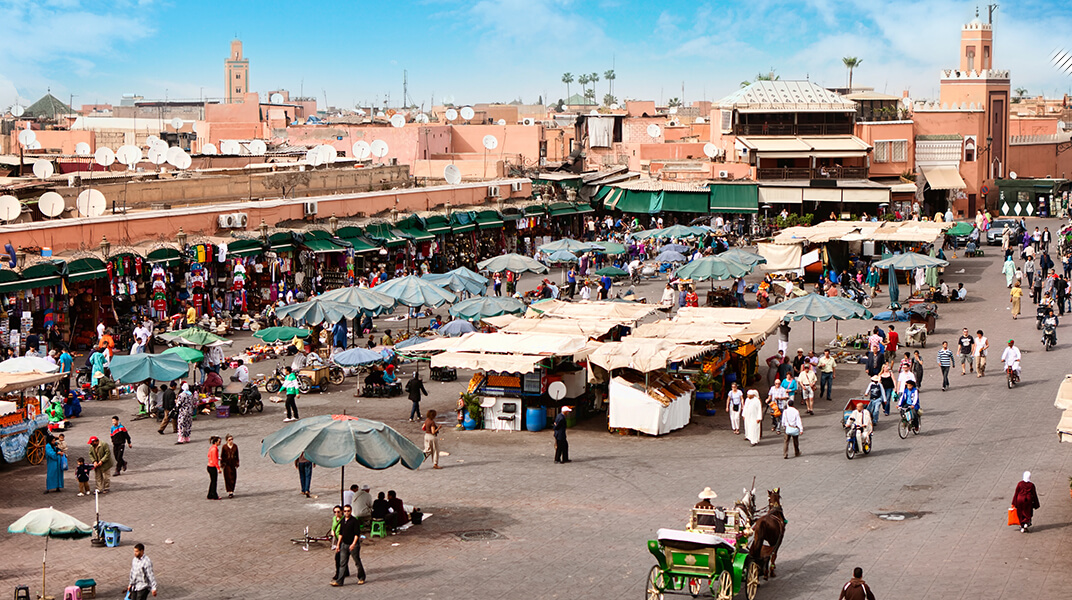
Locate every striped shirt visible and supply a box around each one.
[129,554,157,592]
[936,348,954,367]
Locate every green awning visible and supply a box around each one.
[364,223,406,247]
[303,229,333,240]
[475,210,503,230]
[709,184,759,214]
[227,239,265,258]
[451,212,476,233]
[573,203,594,214]
[593,186,612,200]
[147,247,183,267]
[0,269,21,292]
[0,260,65,292]
[66,257,108,283]
[612,189,657,214]
[604,188,625,210]
[659,191,709,213]
[269,232,296,253]
[523,205,546,217]
[335,226,364,239]
[548,203,577,217]
[502,209,523,221]
[397,227,434,242]
[304,239,346,254]
[339,237,381,253]
[425,215,451,235]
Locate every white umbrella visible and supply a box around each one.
[0,356,59,374]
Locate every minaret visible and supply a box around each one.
[225,40,250,104]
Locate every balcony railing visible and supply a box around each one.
[756,166,869,180]
[733,123,855,136]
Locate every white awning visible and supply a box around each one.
[430,352,546,374]
[802,188,841,202]
[758,187,802,204]
[921,166,966,190]
[738,135,871,157]
[842,188,890,203]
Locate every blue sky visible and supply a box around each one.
[2,0,1071,112]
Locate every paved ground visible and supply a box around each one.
[3,218,1072,600]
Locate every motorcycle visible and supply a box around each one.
[235,383,264,415]
[841,280,873,308]
[898,406,920,439]
[845,416,872,459]
[1042,316,1057,351]
[1036,305,1049,330]
[1006,365,1020,389]
[263,363,287,393]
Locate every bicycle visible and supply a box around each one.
[898,407,920,439]
[290,526,333,552]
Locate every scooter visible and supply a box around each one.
[845,417,872,460]
[1006,365,1021,389]
[841,280,873,308]
[1042,316,1057,351]
[235,383,264,415]
[1036,305,1049,330]
[263,363,287,393]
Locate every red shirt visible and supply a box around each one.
[208,446,220,469]
[887,331,899,352]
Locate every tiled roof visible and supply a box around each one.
[717,81,855,110]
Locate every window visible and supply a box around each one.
[964,136,977,162]
[874,140,907,163]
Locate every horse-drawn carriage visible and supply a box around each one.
[646,488,785,600]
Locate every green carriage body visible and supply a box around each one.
[645,534,758,600]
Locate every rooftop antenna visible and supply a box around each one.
[403,69,409,108]
[987,3,998,24]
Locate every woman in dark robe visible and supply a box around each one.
[1012,471,1040,533]
[220,434,239,499]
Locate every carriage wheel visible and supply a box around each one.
[646,566,664,600]
[715,571,733,600]
[744,561,760,600]
[26,430,48,465]
[687,577,702,597]
[298,376,313,394]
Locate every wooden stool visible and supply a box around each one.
[75,579,96,599]
[369,519,387,539]
[13,585,30,600]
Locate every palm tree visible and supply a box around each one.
[590,72,600,97]
[842,57,861,90]
[604,69,616,97]
[740,69,780,87]
[1013,87,1028,103]
[603,93,617,107]
[577,74,590,103]
[561,72,573,103]
[667,97,682,108]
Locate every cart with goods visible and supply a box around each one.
[0,372,65,465]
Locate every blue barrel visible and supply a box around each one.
[463,413,479,430]
[525,407,547,432]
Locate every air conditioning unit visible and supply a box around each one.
[510,181,524,193]
[487,186,501,198]
[217,214,235,228]
[718,170,730,179]
[232,212,249,228]
[304,200,319,216]
[668,119,680,127]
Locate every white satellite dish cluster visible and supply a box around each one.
[350,139,389,160]
[0,195,21,221]
[482,135,498,150]
[415,113,430,124]
[703,143,725,159]
[305,144,338,166]
[443,164,461,185]
[390,114,406,128]
[76,189,106,218]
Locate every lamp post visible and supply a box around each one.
[14,250,26,269]
[444,202,452,216]
[329,213,338,235]
[259,219,269,242]
[99,236,111,259]
[175,227,187,249]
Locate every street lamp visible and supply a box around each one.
[390,208,398,223]
[329,213,338,234]
[175,227,187,249]
[259,219,269,241]
[99,236,111,258]
[14,250,26,269]
[444,202,452,216]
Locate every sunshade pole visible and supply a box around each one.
[341,408,347,506]
[812,320,816,354]
[42,533,48,598]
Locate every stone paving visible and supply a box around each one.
[3,219,1072,600]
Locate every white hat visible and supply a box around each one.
[698,487,717,500]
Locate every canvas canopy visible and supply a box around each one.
[589,339,715,373]
[430,352,546,373]
[524,299,660,324]
[502,318,622,339]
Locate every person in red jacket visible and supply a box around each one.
[839,567,876,600]
[885,324,899,364]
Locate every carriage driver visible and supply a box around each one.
[691,487,727,532]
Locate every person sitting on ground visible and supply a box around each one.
[95,367,117,401]
[952,282,967,301]
[366,334,376,349]
[202,370,224,392]
[936,279,950,302]
[386,490,410,531]
[380,329,394,347]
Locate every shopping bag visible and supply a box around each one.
[1007,505,1019,526]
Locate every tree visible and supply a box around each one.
[265,170,311,199]
[577,74,590,102]
[589,72,600,96]
[1013,87,1028,104]
[740,69,780,87]
[584,88,596,102]
[561,72,573,102]
[667,97,682,108]
[842,57,862,90]
[603,93,617,107]
[604,69,616,97]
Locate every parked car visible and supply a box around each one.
[986,219,1024,246]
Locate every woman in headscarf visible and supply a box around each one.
[1012,471,1040,533]
[89,350,107,386]
[1002,256,1017,288]
[44,437,65,493]
[176,383,195,444]
[742,390,763,446]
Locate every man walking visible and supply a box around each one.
[973,329,989,377]
[553,406,571,463]
[110,416,132,475]
[885,325,899,365]
[331,506,366,586]
[838,567,875,600]
[406,372,428,422]
[957,328,974,375]
[88,436,113,494]
[422,410,442,469]
[157,382,177,434]
[127,543,158,599]
[283,366,300,422]
[781,399,803,459]
[818,349,836,402]
[936,341,954,391]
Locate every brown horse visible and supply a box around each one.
[748,488,786,580]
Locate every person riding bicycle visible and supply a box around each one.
[898,380,921,430]
[1001,339,1022,380]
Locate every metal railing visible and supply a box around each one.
[734,123,855,136]
[756,166,869,180]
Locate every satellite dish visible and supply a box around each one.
[220,140,241,155]
[146,135,159,145]
[151,139,169,153]
[482,135,498,150]
[33,160,54,179]
[415,113,429,124]
[322,145,339,164]
[76,189,106,217]
[445,108,458,121]
[460,107,475,121]
[369,140,389,158]
[610,103,620,110]
[443,164,461,185]
[352,140,371,160]
[202,143,218,155]
[17,129,36,146]
[356,108,366,116]
[0,195,21,221]
[375,111,386,118]
[548,381,567,401]
[38,192,64,218]
[11,104,25,118]
[27,141,41,150]
[174,153,192,170]
[589,109,599,115]
[147,147,167,165]
[1010,171,1017,179]
[522,118,535,126]
[248,139,267,156]
[496,119,506,126]
[1059,121,1067,132]
[74,142,91,156]
[116,144,142,167]
[647,124,662,138]
[94,147,115,167]
[669,107,678,114]
[703,143,718,158]
[270,93,284,103]
[305,148,324,167]
[165,146,185,166]
[170,117,183,130]
[900,97,912,110]
[442,95,455,105]
[696,117,705,124]
[390,114,406,128]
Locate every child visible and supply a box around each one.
[54,433,68,454]
[75,457,92,496]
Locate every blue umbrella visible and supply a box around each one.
[332,347,386,367]
[440,319,477,337]
[276,297,361,325]
[108,353,190,383]
[317,286,397,315]
[422,272,487,296]
[395,335,431,351]
[450,296,526,320]
[655,250,688,263]
[260,414,423,470]
[545,250,579,264]
[659,243,689,253]
[446,266,489,286]
[539,238,595,253]
[374,275,456,308]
